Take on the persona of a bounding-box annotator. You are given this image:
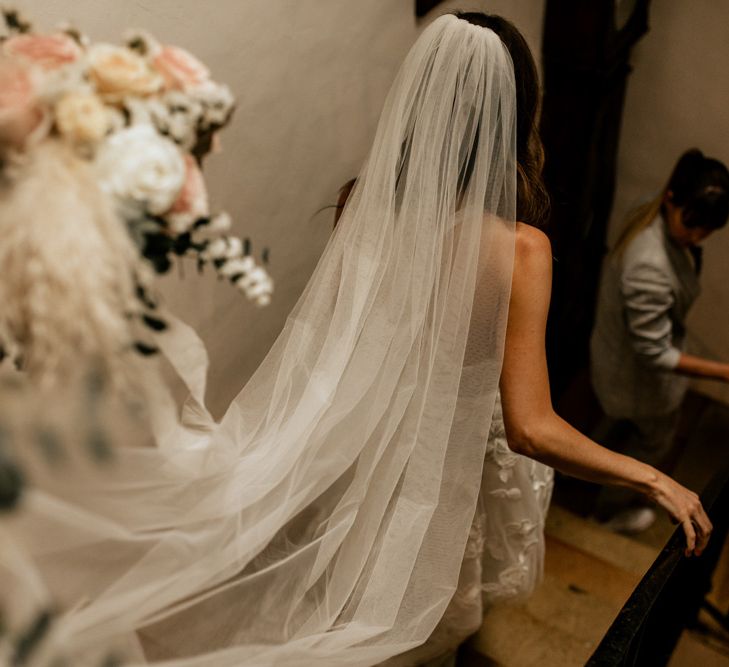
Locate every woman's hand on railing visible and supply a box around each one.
[648,471,713,557]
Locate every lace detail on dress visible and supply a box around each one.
[476,392,553,601]
[453,389,554,617]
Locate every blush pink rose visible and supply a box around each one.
[3,33,82,71]
[153,45,210,91]
[166,154,209,233]
[0,58,44,150]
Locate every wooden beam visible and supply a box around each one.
[415,0,447,18]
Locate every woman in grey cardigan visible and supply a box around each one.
[591,149,729,533]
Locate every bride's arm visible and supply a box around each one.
[498,223,712,556]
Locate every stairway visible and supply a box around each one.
[466,505,729,667]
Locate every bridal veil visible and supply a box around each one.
[5,14,519,665]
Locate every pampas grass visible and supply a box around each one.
[0,140,143,386]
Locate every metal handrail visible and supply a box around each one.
[588,460,729,665]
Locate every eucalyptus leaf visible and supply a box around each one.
[133,342,159,356]
[142,315,167,332]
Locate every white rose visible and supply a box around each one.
[55,92,110,144]
[94,124,185,216]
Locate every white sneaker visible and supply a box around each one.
[602,507,657,534]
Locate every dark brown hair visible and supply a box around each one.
[454,12,548,227]
[613,148,729,255]
[334,12,549,228]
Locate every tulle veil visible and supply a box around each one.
[5,14,518,666]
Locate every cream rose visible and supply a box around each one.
[3,33,82,71]
[88,44,162,97]
[153,45,210,91]
[0,57,45,151]
[55,92,109,144]
[94,124,185,215]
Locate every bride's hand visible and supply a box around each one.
[648,471,712,557]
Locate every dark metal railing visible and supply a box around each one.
[588,461,729,666]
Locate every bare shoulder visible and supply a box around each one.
[515,222,551,257]
[514,222,552,281]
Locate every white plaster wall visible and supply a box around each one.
[14,0,545,414]
[610,0,729,404]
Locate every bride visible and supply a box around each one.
[7,11,711,667]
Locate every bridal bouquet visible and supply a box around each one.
[0,9,273,383]
[0,12,277,662]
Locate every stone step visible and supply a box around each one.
[472,575,620,666]
[545,505,657,577]
[471,505,657,666]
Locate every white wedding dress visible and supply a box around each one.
[382,392,553,666]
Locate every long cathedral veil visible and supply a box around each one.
[8,14,518,665]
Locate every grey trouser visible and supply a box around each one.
[593,410,681,520]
